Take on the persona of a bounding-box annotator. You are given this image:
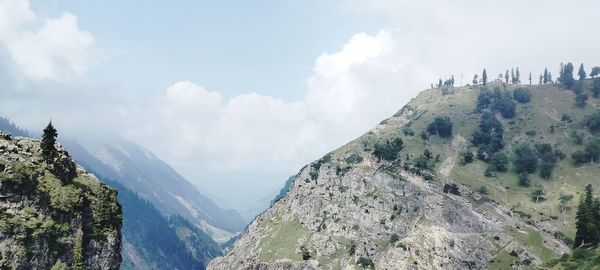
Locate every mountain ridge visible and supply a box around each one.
[209,78,600,269]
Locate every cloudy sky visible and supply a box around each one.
[1,0,599,211]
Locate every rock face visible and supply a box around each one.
[0,132,122,269]
[209,84,571,270]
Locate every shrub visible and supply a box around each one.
[459,150,474,165]
[373,138,404,161]
[345,153,364,164]
[348,241,356,255]
[514,144,538,174]
[518,173,530,187]
[491,93,517,118]
[402,128,415,136]
[513,88,531,103]
[1,163,37,193]
[49,184,82,212]
[479,186,489,195]
[390,233,399,244]
[356,257,375,269]
[300,245,311,260]
[490,152,509,172]
[427,116,453,138]
[584,112,600,133]
[575,94,588,108]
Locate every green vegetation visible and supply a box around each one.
[72,230,85,270]
[41,121,58,162]
[574,185,599,248]
[559,62,575,90]
[356,257,375,269]
[427,116,453,138]
[584,112,600,133]
[513,88,532,103]
[472,112,504,162]
[545,247,600,269]
[514,144,538,174]
[0,162,37,192]
[373,138,403,161]
[571,139,600,165]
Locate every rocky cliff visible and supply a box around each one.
[0,132,122,269]
[208,82,590,269]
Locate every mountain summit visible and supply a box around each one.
[209,78,600,269]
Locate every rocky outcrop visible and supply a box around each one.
[209,84,570,270]
[0,132,122,269]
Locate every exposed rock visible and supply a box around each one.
[0,134,122,269]
[209,84,569,270]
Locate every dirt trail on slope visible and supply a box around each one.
[439,135,467,177]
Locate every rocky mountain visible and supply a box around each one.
[62,138,245,242]
[0,132,122,269]
[209,78,600,269]
[0,117,230,269]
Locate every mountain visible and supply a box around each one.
[0,117,233,268]
[61,138,246,242]
[0,116,29,137]
[271,176,295,205]
[209,78,600,269]
[102,178,221,270]
[0,132,121,269]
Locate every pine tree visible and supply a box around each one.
[543,68,549,84]
[472,74,478,85]
[41,121,58,162]
[73,229,85,270]
[511,68,515,84]
[578,63,587,80]
[539,74,543,85]
[438,78,442,88]
[515,67,521,84]
[482,69,488,86]
[560,62,575,89]
[528,71,532,85]
[574,184,598,248]
[451,75,455,86]
[505,70,509,84]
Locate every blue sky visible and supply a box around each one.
[2,0,600,213]
[30,0,385,100]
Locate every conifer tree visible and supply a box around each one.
[73,229,85,270]
[578,63,587,80]
[511,68,515,84]
[41,121,58,162]
[574,184,599,248]
[560,62,575,89]
[528,71,532,85]
[515,67,521,84]
[482,69,488,86]
[543,68,549,84]
[505,70,509,84]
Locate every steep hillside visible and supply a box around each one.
[102,178,221,270]
[0,132,122,269]
[62,138,245,242]
[209,80,600,269]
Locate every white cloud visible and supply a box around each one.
[125,30,402,177]
[0,0,99,81]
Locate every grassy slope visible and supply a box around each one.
[247,80,598,269]
[383,81,598,266]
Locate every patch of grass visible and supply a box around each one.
[257,218,310,262]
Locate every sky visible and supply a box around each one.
[1,0,600,212]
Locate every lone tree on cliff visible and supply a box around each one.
[41,121,58,162]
